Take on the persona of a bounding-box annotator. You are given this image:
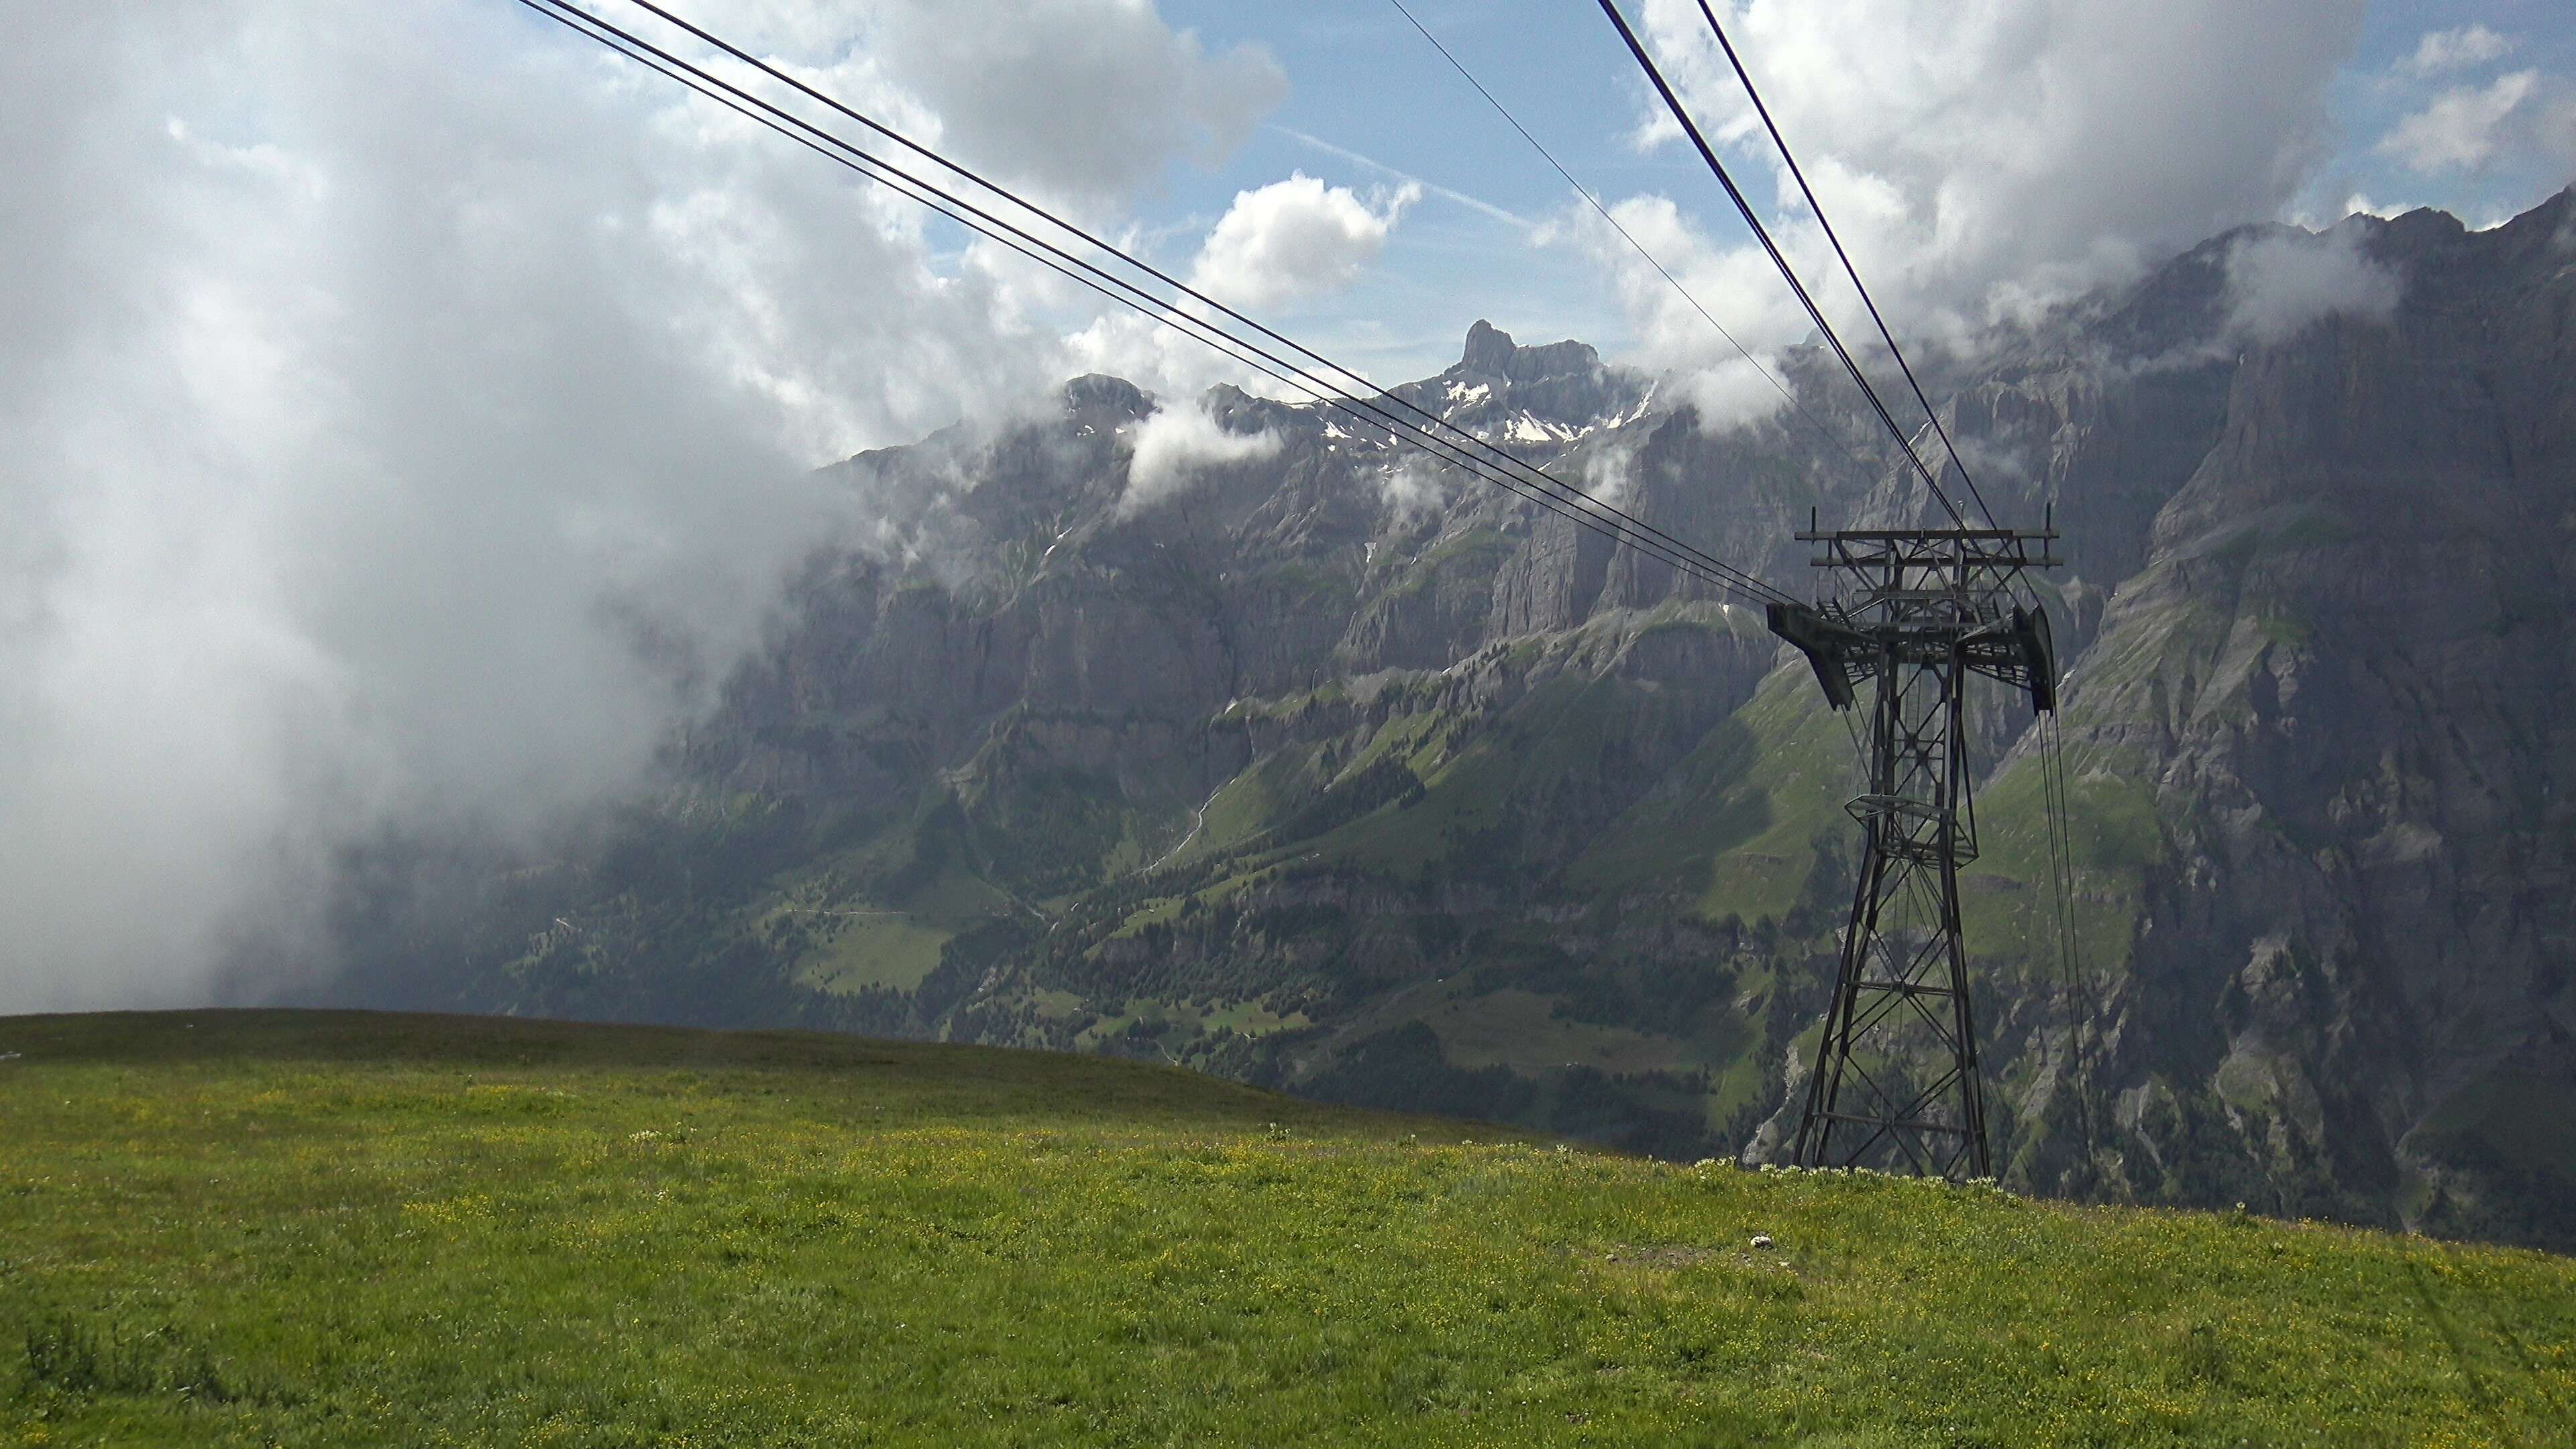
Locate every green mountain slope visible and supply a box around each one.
[3,1011,2569,1447]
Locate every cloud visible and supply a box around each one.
[1273,125,1529,228]
[2379,70,2541,173]
[1601,0,2368,365]
[1373,460,1448,524]
[1061,309,1269,407]
[2400,25,2513,79]
[1544,193,1811,428]
[1118,398,1281,514]
[2544,94,2576,178]
[1063,171,1422,404]
[0,0,1278,1011]
[2221,225,2402,347]
[851,0,1285,216]
[1189,173,1421,309]
[1580,444,1642,511]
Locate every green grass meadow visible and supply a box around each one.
[1,1010,2569,1446]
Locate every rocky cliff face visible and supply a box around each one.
[2054,202,2576,1244]
[325,191,2576,1250]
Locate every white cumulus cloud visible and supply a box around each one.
[1589,0,2367,407]
[1066,171,1423,403]
[1189,173,1421,309]
[2380,70,2542,173]
[2400,25,2514,79]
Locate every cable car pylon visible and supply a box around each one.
[1767,513,2060,1178]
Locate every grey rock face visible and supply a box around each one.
[2047,194,2576,1242]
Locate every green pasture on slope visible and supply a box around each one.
[1,1010,2569,1447]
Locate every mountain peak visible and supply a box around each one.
[1061,373,1152,420]
[1459,319,1605,386]
[1461,319,1517,377]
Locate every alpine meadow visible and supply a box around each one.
[7,0,2576,1442]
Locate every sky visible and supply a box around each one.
[1150,0,2576,379]
[0,0,2570,1011]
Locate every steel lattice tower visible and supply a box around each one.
[1766,522,2059,1179]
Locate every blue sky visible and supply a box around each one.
[1124,0,2576,382]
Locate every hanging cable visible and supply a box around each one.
[1387,0,1896,500]
[587,0,1797,606]
[521,0,1797,608]
[517,7,1733,598]
[541,0,1791,605]
[1666,0,2104,1057]
[2040,710,2102,1179]
[1593,0,1969,531]
[1690,0,1999,529]
[1616,1,2106,1187]
[1680,0,2061,641]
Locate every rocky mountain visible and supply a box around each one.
[321,189,2576,1251]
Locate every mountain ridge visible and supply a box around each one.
[313,189,2576,1251]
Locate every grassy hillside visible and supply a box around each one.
[2,1012,2569,1447]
